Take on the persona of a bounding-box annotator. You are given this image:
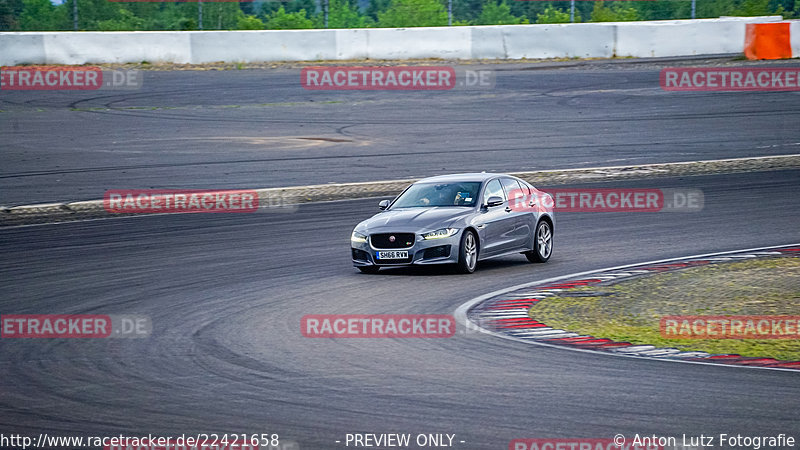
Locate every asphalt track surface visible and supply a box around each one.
[1,169,799,449]
[1,62,800,449]
[2,60,800,206]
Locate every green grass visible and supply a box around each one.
[529,257,800,361]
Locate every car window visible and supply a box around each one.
[391,182,481,208]
[521,181,533,196]
[501,178,525,202]
[482,179,505,205]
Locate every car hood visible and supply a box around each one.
[357,207,473,233]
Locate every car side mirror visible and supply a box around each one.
[486,196,503,208]
[378,200,390,210]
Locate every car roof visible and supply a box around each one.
[414,173,515,184]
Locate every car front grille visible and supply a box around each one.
[370,233,415,249]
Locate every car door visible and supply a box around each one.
[500,177,533,250]
[474,178,517,257]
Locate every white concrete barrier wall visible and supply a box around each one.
[334,29,369,60]
[41,31,192,64]
[500,23,616,59]
[0,16,786,66]
[189,29,338,63]
[0,33,46,65]
[363,27,473,60]
[616,17,783,57]
[791,21,800,57]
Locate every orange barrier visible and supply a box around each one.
[744,22,792,60]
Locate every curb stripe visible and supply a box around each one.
[455,244,800,373]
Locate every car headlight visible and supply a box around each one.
[422,228,459,240]
[351,231,368,244]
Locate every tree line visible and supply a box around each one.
[0,0,795,31]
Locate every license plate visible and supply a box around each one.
[376,250,409,260]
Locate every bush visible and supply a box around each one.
[475,0,528,25]
[237,14,264,30]
[590,1,637,21]
[377,0,447,27]
[314,0,370,28]
[265,6,313,29]
[95,8,143,31]
[535,6,576,24]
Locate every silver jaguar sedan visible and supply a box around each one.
[351,173,554,274]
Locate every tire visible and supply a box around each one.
[525,219,553,263]
[457,230,479,274]
[357,266,380,274]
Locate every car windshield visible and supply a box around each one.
[391,182,481,208]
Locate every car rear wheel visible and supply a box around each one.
[457,230,478,274]
[357,266,380,274]
[525,220,552,263]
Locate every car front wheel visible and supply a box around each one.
[457,230,478,274]
[525,220,552,263]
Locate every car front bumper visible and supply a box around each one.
[351,232,461,268]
